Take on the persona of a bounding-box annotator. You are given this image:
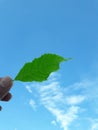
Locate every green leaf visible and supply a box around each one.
[14,53,71,82]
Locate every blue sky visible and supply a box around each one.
[0,0,98,130]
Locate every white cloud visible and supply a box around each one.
[26,85,33,93]
[29,99,36,110]
[39,82,64,107]
[47,106,79,130]
[51,120,57,126]
[90,119,98,130]
[37,81,80,130]
[25,73,98,130]
[66,95,86,105]
[91,124,98,130]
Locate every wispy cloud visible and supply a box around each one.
[25,73,98,130]
[29,99,36,110]
[47,106,79,130]
[91,123,98,130]
[65,95,86,105]
[90,119,98,130]
[51,120,57,126]
[37,81,80,130]
[26,85,33,93]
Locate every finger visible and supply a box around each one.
[1,93,12,101]
[0,76,13,100]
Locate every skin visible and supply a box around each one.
[0,76,13,110]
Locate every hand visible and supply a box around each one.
[0,76,13,110]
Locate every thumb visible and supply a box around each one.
[0,76,13,100]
